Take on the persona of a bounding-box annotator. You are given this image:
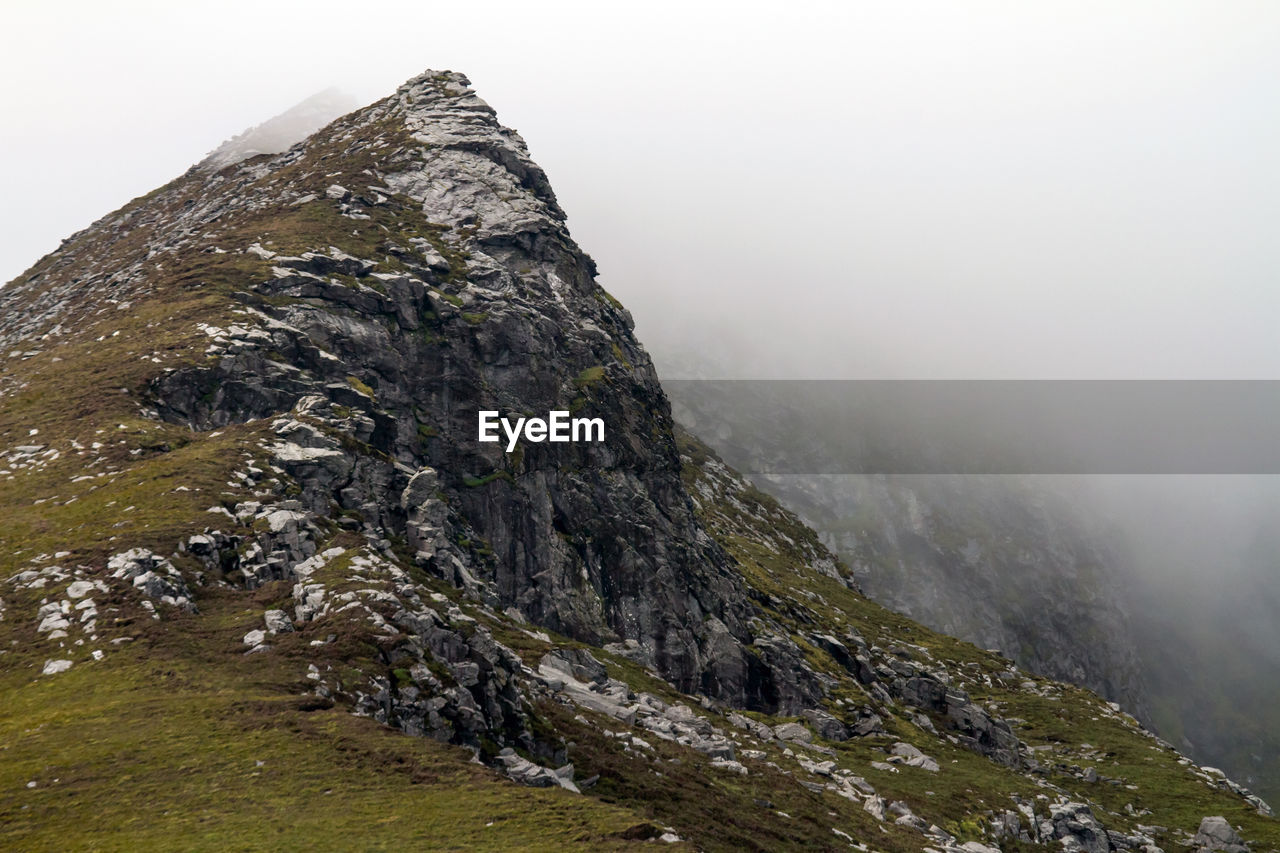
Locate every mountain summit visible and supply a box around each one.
[198,87,360,172]
[0,70,1274,851]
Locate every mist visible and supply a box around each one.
[5,2,1280,379]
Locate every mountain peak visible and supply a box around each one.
[199,86,360,172]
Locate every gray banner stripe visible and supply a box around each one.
[664,380,1280,474]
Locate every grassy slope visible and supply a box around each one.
[0,167,659,849]
[0,603,658,852]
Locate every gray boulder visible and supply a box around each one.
[1193,816,1247,853]
[773,721,812,743]
[800,708,849,741]
[263,609,294,634]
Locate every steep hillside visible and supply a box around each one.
[665,379,1278,802]
[744,472,1148,717]
[0,70,1274,851]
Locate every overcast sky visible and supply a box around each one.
[4,1,1278,378]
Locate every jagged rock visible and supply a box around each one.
[800,708,849,741]
[727,711,775,742]
[863,795,888,821]
[850,707,886,737]
[134,70,823,716]
[960,843,1001,853]
[1050,802,1111,853]
[497,748,578,792]
[710,758,748,775]
[773,722,812,743]
[545,648,608,685]
[891,742,940,772]
[107,548,196,612]
[899,674,949,712]
[894,812,930,833]
[4,62,1274,852]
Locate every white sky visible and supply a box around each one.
[3,1,1278,377]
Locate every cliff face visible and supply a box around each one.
[1,70,1275,851]
[2,70,814,714]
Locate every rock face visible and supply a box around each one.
[12,70,802,715]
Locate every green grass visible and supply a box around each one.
[572,366,605,388]
[0,628,661,852]
[346,375,377,401]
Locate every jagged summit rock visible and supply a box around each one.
[199,86,360,172]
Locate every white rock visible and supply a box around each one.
[263,610,294,634]
[710,758,748,775]
[960,842,1002,853]
[42,659,73,675]
[37,613,71,633]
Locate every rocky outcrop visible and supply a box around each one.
[3,70,811,715]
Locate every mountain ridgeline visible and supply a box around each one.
[0,71,1274,851]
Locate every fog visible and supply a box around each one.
[5,1,1280,378]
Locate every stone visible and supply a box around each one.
[263,610,293,634]
[1050,802,1111,853]
[960,842,1002,853]
[726,711,775,742]
[800,708,849,741]
[1193,816,1247,853]
[42,659,73,675]
[710,758,748,775]
[891,742,940,772]
[773,722,812,743]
